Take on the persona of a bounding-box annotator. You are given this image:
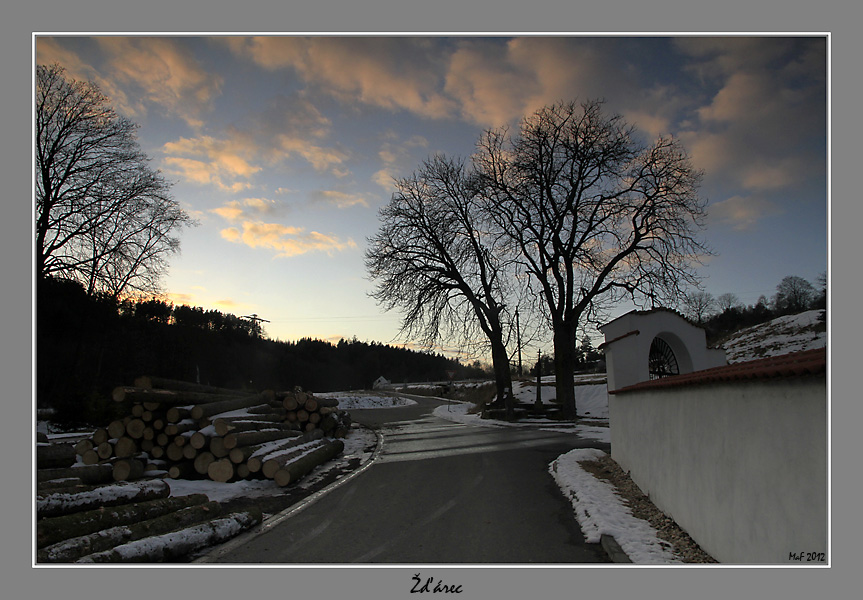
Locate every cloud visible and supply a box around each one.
[211,197,277,222]
[709,195,783,231]
[220,221,357,258]
[162,135,262,191]
[88,37,223,128]
[226,37,458,119]
[309,190,369,209]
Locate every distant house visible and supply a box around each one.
[600,308,827,564]
[372,376,391,390]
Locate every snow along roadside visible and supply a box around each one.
[549,448,681,565]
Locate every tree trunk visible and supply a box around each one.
[553,324,578,420]
[37,493,209,548]
[76,508,262,563]
[193,451,216,475]
[37,480,171,519]
[37,463,115,485]
[223,428,302,450]
[261,440,327,479]
[39,501,223,563]
[213,416,289,437]
[112,458,145,482]
[207,458,235,482]
[190,391,276,420]
[273,439,344,487]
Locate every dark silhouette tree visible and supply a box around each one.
[681,290,716,324]
[366,154,528,413]
[475,99,710,419]
[773,275,816,315]
[35,63,193,298]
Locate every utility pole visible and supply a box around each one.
[241,314,269,338]
[515,308,522,377]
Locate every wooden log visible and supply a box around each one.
[74,439,94,456]
[168,462,198,480]
[273,440,344,487]
[37,443,77,469]
[37,480,171,519]
[216,420,296,438]
[76,507,263,563]
[189,391,276,421]
[114,437,137,459]
[308,411,322,425]
[164,419,198,436]
[36,493,210,549]
[112,458,145,482]
[134,375,255,396]
[142,401,162,411]
[96,441,114,459]
[315,397,340,408]
[165,443,185,462]
[91,428,109,445]
[304,422,318,433]
[193,451,216,475]
[37,463,114,485]
[165,406,192,423]
[113,386,258,406]
[39,500,222,563]
[209,436,229,458]
[223,428,302,450]
[125,419,146,440]
[247,404,287,416]
[80,449,100,465]
[183,444,198,460]
[235,463,251,479]
[303,398,319,412]
[131,404,145,418]
[283,396,299,411]
[261,440,327,479]
[207,458,235,483]
[107,420,127,439]
[244,434,320,473]
[296,409,310,423]
[140,438,155,453]
[155,433,170,447]
[150,445,165,459]
[38,477,85,492]
[213,415,285,436]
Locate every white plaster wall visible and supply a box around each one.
[609,378,827,564]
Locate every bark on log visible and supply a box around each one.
[165,406,192,423]
[209,436,229,458]
[183,444,198,460]
[223,428,302,450]
[273,440,344,487]
[165,443,185,462]
[213,415,286,436]
[107,420,127,439]
[134,375,255,396]
[125,419,146,440]
[37,480,171,519]
[76,507,263,563]
[37,443,77,469]
[247,404,287,416]
[114,437,137,459]
[261,440,327,479]
[37,463,114,485]
[243,433,321,472]
[164,419,198,436]
[39,500,222,562]
[37,493,210,549]
[92,428,109,445]
[189,391,276,421]
[168,463,198,480]
[75,439,94,455]
[80,449,100,465]
[97,441,114,459]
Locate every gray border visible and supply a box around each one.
[6,1,854,599]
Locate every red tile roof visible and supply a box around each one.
[611,348,826,394]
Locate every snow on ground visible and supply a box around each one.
[325,391,418,410]
[721,309,826,363]
[550,448,681,564]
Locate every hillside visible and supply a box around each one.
[718,309,827,363]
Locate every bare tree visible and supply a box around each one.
[475,99,710,419]
[366,154,526,412]
[681,290,716,324]
[716,292,741,313]
[36,63,193,298]
[773,275,816,314]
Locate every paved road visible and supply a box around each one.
[207,396,611,564]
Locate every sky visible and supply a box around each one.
[35,34,828,360]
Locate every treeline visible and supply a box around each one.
[37,276,485,427]
[698,274,827,346]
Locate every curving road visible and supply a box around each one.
[203,395,612,564]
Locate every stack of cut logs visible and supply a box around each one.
[71,376,351,485]
[36,466,262,563]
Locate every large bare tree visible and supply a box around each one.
[366,154,525,411]
[36,63,192,298]
[474,99,711,419]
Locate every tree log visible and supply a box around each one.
[125,418,146,439]
[113,386,260,406]
[164,419,198,436]
[37,463,114,485]
[213,415,286,436]
[165,406,192,423]
[39,500,222,562]
[273,440,344,487]
[37,493,210,549]
[193,452,216,475]
[261,440,327,479]
[91,428,109,445]
[244,432,322,472]
[76,507,262,563]
[209,436,229,458]
[37,443,77,469]
[189,391,276,420]
[37,480,171,519]
[114,437,137,459]
[207,458,235,483]
[134,375,255,396]
[112,458,145,482]
[223,428,302,450]
[74,439,94,456]
[168,462,198,480]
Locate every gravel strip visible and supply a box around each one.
[578,454,718,564]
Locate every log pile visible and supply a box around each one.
[35,478,261,563]
[61,377,351,485]
[35,376,354,562]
